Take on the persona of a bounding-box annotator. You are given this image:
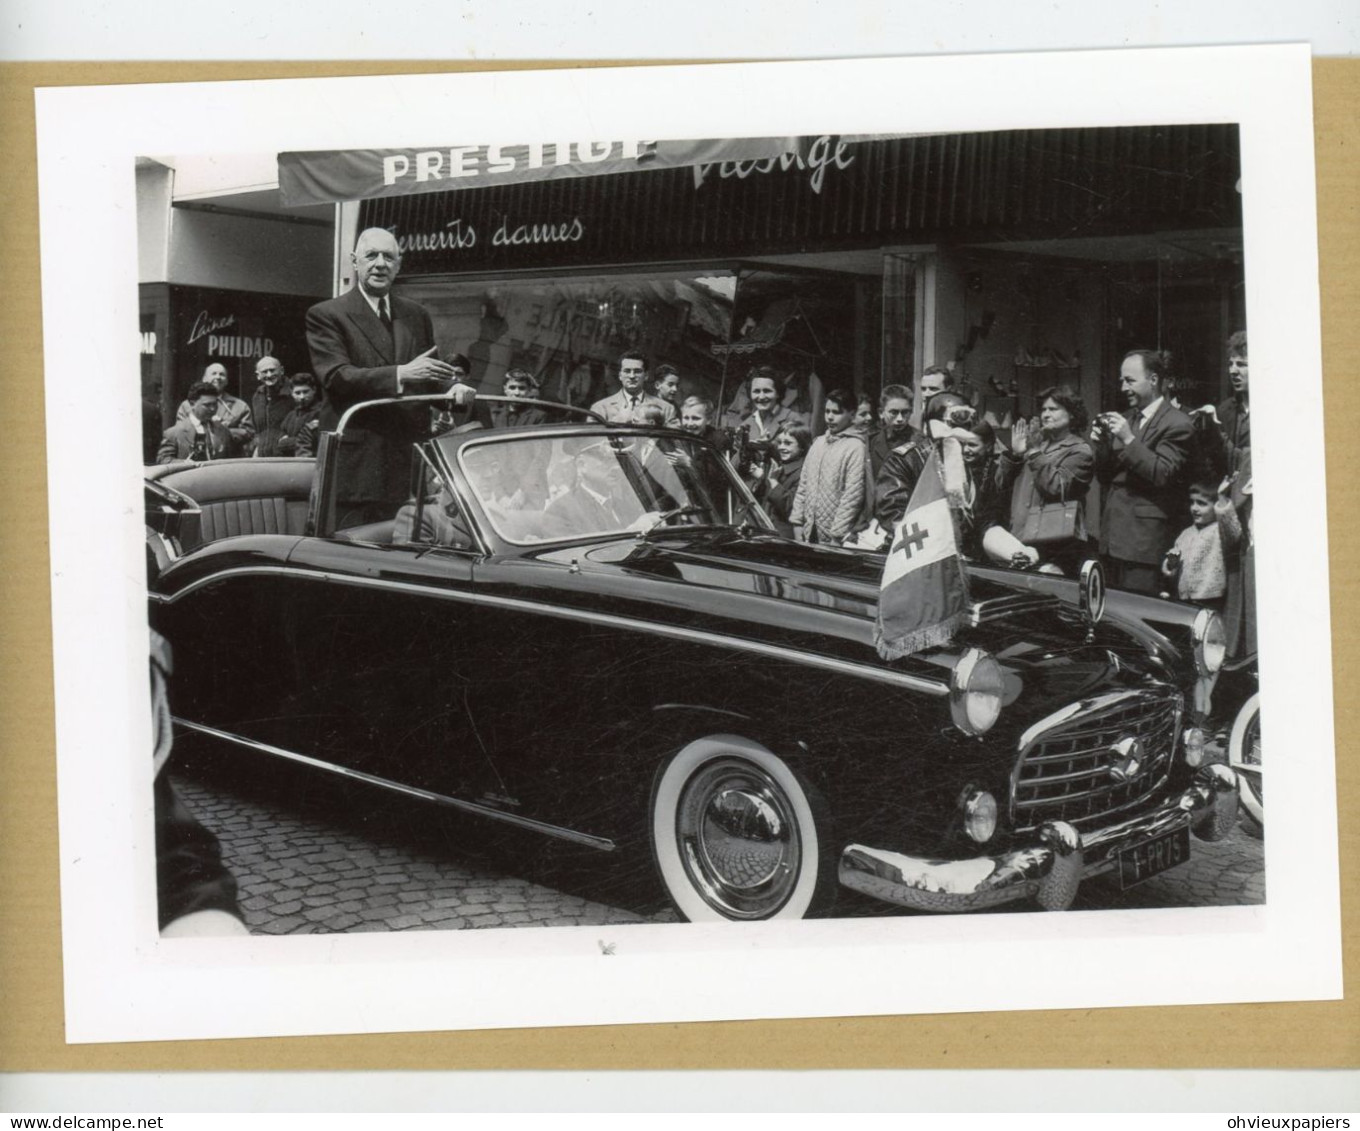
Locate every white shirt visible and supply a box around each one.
[1138,396,1165,427]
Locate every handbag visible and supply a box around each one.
[1018,498,1082,545]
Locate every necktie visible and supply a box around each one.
[379,298,393,334]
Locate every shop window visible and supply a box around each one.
[398,272,738,411]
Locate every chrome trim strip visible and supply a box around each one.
[173,718,617,852]
[966,594,1057,627]
[336,394,605,435]
[153,564,951,697]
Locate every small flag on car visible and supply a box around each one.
[874,449,970,660]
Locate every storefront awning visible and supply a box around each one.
[278,137,805,207]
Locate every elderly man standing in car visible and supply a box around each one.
[1091,349,1193,595]
[306,227,472,525]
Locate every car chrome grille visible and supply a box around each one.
[1011,691,1181,832]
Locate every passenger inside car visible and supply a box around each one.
[391,480,472,548]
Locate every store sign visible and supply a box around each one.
[397,215,585,256]
[187,310,235,344]
[206,334,276,359]
[185,309,274,359]
[691,135,855,195]
[279,137,801,207]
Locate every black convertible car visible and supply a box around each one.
[145,394,1237,922]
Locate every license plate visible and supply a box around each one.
[1118,826,1191,889]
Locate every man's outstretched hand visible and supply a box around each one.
[397,346,460,392]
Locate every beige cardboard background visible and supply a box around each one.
[0,59,1354,1071]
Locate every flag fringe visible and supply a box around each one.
[873,609,967,661]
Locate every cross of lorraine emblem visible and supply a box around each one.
[894,521,929,560]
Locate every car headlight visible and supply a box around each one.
[959,787,998,843]
[1191,608,1227,676]
[949,647,1005,736]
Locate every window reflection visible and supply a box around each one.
[455,433,762,546]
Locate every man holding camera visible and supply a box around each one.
[1091,349,1193,595]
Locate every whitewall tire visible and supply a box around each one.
[650,734,834,922]
[1228,692,1263,835]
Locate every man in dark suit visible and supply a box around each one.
[1091,349,1193,595]
[306,227,470,525]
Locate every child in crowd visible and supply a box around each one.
[854,394,875,431]
[790,387,872,545]
[679,396,721,445]
[1162,478,1240,609]
[631,402,667,427]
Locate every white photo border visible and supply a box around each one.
[36,46,1339,1044]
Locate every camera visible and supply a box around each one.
[745,438,774,471]
[722,428,772,470]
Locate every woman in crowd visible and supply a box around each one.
[721,365,807,446]
[751,422,811,538]
[952,417,1029,563]
[1006,385,1095,575]
[790,388,871,545]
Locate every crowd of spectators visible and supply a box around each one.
[149,226,1251,654]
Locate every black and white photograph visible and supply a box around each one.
[37,48,1339,1043]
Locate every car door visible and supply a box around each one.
[277,533,503,802]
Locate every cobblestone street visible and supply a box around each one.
[171,744,1263,933]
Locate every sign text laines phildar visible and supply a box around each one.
[186,310,274,360]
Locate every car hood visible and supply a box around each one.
[512,531,1165,710]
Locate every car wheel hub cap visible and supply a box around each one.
[676,759,801,919]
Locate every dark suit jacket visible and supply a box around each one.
[306,286,438,506]
[1216,394,1250,472]
[489,402,549,429]
[250,390,294,457]
[1093,399,1193,565]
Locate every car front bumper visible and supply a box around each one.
[838,763,1238,913]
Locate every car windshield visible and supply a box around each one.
[452,431,768,545]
